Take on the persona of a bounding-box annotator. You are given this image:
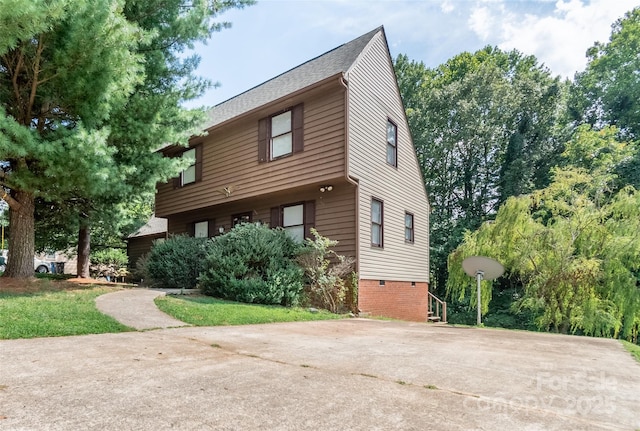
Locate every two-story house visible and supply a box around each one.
[153,26,431,321]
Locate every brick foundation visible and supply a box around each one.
[358,279,429,322]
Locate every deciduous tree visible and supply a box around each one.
[394,48,566,291]
[448,126,640,341]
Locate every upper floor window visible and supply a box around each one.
[181,148,197,186]
[405,212,414,243]
[174,144,202,188]
[371,198,383,248]
[271,111,292,159]
[386,119,397,167]
[258,104,304,163]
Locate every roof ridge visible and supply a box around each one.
[204,26,384,130]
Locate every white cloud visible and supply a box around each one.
[469,6,494,40]
[441,0,455,13]
[467,0,639,78]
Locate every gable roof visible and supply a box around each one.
[204,26,384,130]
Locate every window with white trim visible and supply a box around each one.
[194,221,208,238]
[271,111,292,159]
[283,204,304,242]
[386,119,397,167]
[181,148,197,186]
[371,198,383,248]
[258,104,304,163]
[405,212,414,243]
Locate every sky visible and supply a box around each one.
[188,0,639,108]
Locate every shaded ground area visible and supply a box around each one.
[0,319,638,430]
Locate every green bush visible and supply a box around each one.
[145,235,209,289]
[199,223,304,306]
[297,229,356,313]
[90,248,128,280]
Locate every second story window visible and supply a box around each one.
[386,119,397,167]
[174,144,202,188]
[271,111,292,159]
[181,148,197,186]
[258,104,304,163]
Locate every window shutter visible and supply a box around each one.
[208,219,215,238]
[270,207,281,228]
[195,145,203,183]
[292,103,304,154]
[188,222,195,237]
[258,117,269,163]
[304,200,315,239]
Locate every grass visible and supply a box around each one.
[621,340,640,364]
[155,294,344,326]
[0,286,131,339]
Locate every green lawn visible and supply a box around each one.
[0,288,131,339]
[155,295,344,326]
[622,340,640,364]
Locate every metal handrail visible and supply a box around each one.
[427,291,447,323]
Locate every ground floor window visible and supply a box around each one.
[232,212,252,227]
[283,204,304,241]
[271,201,315,242]
[371,198,383,247]
[194,221,209,238]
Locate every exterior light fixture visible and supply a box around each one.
[319,185,333,193]
[218,226,225,234]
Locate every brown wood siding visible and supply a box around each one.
[127,234,165,270]
[156,85,346,218]
[346,32,430,282]
[165,183,357,260]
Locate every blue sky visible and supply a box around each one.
[189,0,639,108]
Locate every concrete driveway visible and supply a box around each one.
[0,319,638,430]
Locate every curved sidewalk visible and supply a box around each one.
[95,289,190,330]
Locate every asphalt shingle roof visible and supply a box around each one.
[128,216,167,238]
[204,26,383,130]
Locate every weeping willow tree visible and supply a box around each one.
[448,126,640,341]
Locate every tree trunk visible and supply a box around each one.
[77,218,91,278]
[4,191,36,278]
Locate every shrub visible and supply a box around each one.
[145,235,209,289]
[297,229,356,313]
[199,223,304,306]
[90,248,129,281]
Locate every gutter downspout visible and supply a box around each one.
[340,74,360,282]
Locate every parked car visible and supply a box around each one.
[0,250,52,273]
[34,257,50,273]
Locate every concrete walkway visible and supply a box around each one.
[95,288,190,330]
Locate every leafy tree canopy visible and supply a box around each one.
[570,7,640,140]
[394,46,567,291]
[448,126,640,341]
[0,0,253,277]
